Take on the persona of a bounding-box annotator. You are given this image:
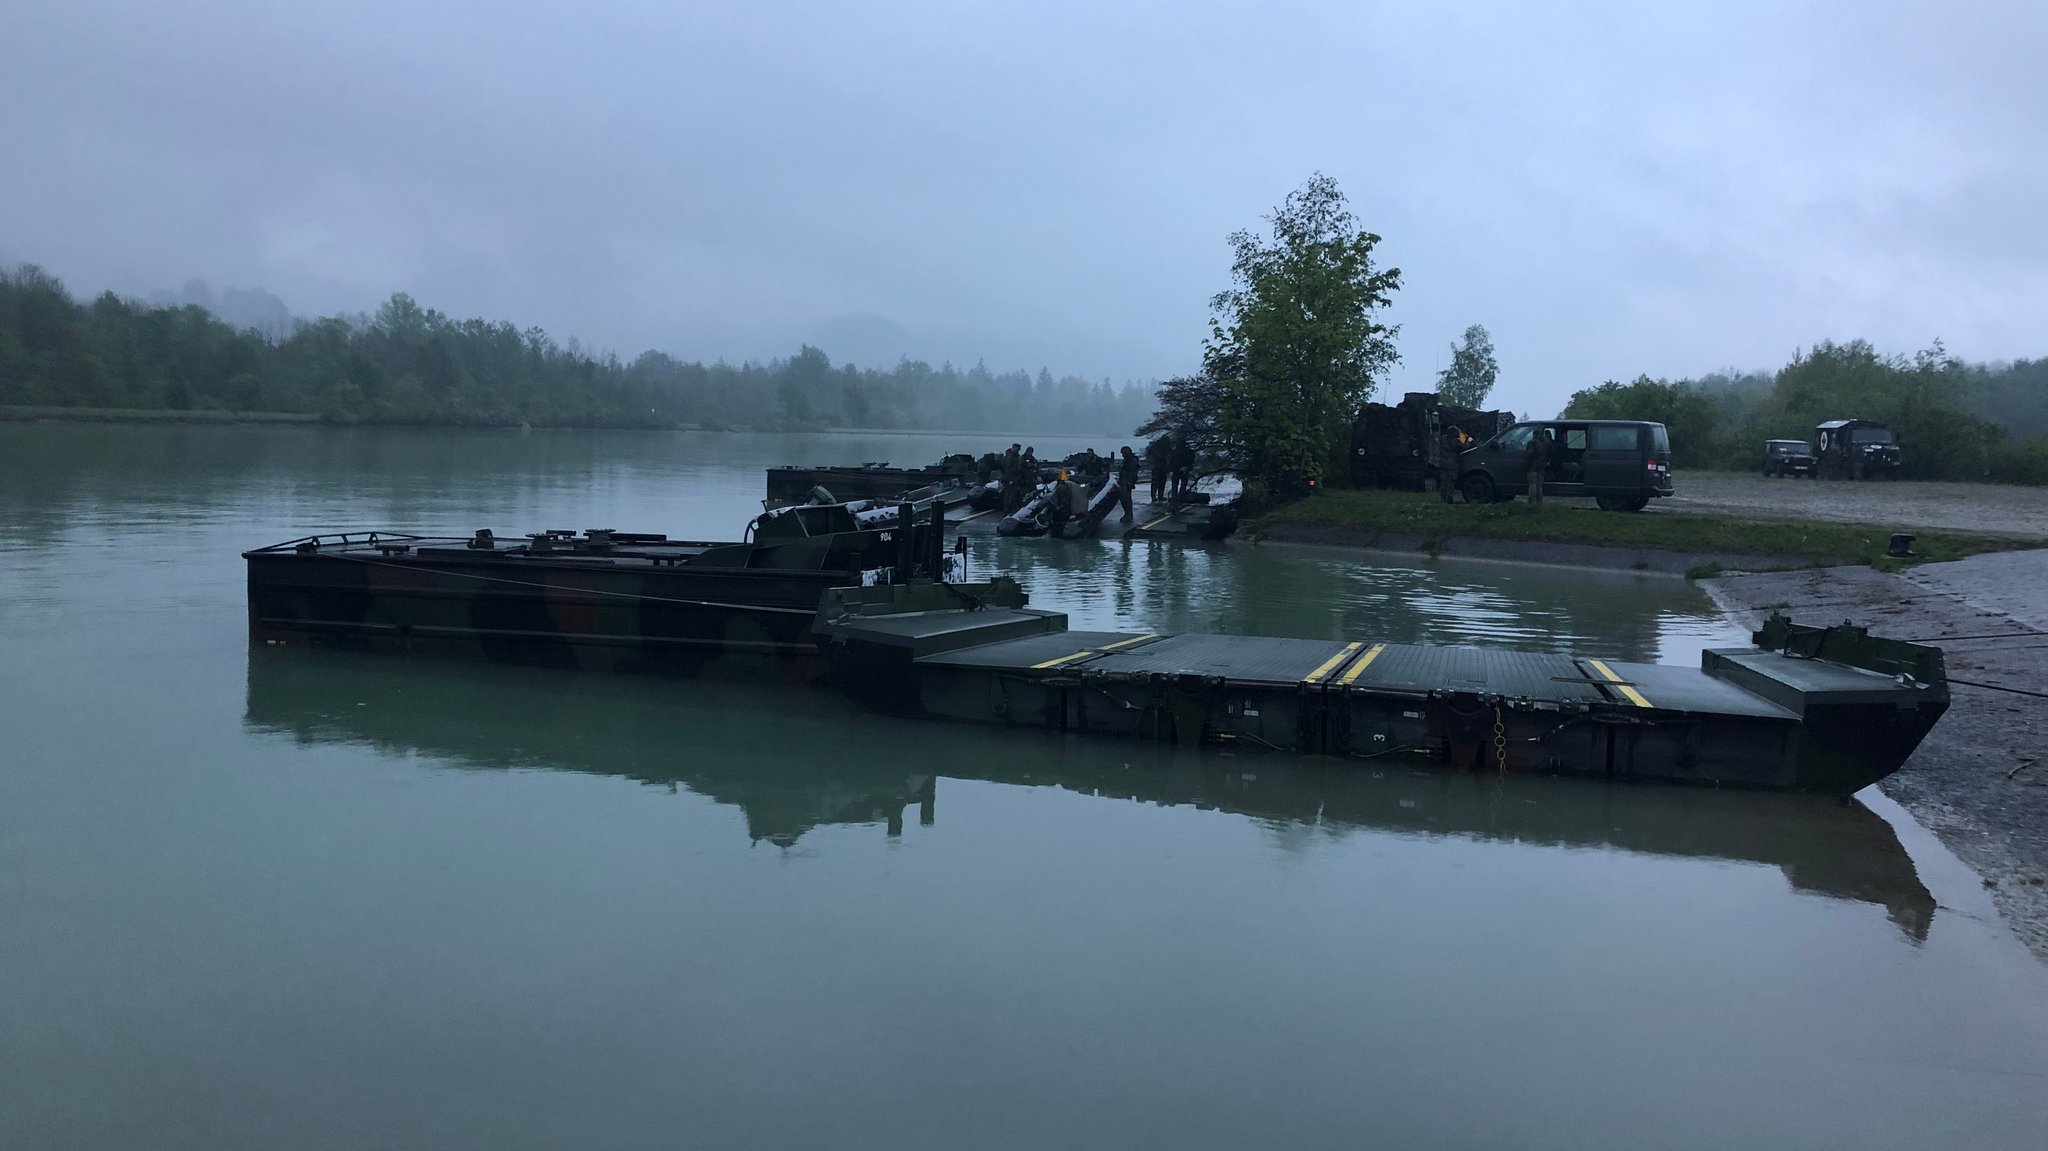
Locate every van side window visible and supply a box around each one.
[1590,426,1638,450]
[1493,426,1533,453]
[1562,428,1588,451]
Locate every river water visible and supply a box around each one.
[3,424,2045,1149]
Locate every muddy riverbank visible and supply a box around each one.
[1704,554,2048,961]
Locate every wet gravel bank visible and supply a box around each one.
[1659,472,2048,539]
[1704,555,2048,961]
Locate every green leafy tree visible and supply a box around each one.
[1134,366,1229,455]
[1766,340,1998,480]
[1204,174,1401,494]
[1972,357,2048,440]
[1436,323,1498,408]
[0,263,1160,435]
[841,377,872,426]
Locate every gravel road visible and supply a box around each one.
[1655,472,2048,539]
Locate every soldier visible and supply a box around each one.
[1069,471,1093,531]
[1116,445,1140,522]
[1438,421,1469,504]
[1048,467,1072,535]
[1525,425,1552,506]
[1171,439,1195,498]
[1000,444,1024,514]
[1146,435,1171,502]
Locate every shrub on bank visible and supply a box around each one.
[1989,438,2048,486]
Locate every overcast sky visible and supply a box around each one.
[4,0,2044,415]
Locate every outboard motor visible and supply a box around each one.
[1051,476,1121,540]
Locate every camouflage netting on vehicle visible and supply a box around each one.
[1351,392,1515,490]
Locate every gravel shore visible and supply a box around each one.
[1657,472,2048,539]
[1704,554,2048,961]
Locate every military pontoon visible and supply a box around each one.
[245,513,1949,795]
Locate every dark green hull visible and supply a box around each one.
[244,522,949,680]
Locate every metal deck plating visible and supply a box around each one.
[816,586,1948,795]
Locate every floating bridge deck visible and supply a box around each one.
[816,586,1947,795]
[243,526,1952,797]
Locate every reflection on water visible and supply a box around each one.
[984,536,1736,663]
[2,423,1740,663]
[245,646,1936,940]
[7,422,2048,1151]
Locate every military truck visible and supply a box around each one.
[1350,392,1515,491]
[1814,419,1901,480]
[1761,439,1817,478]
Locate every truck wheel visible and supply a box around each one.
[1627,495,1650,512]
[1459,473,1496,504]
[1596,494,1625,511]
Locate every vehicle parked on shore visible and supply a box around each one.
[1455,419,1674,510]
[1349,391,1515,491]
[1761,439,1817,477]
[1815,419,1902,480]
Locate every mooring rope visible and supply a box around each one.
[1947,677,2048,701]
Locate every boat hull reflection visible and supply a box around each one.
[244,645,1934,941]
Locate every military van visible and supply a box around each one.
[1815,419,1901,480]
[1456,419,1674,511]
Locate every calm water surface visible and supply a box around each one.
[3,424,2046,1150]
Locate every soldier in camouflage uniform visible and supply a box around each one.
[1116,446,1140,522]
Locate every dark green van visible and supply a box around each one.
[1455,419,1674,511]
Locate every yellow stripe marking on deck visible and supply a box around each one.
[1136,514,1174,531]
[1099,634,1158,651]
[1337,643,1387,685]
[954,508,995,522]
[1030,634,1158,670]
[1302,642,1363,684]
[1588,659,1654,708]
